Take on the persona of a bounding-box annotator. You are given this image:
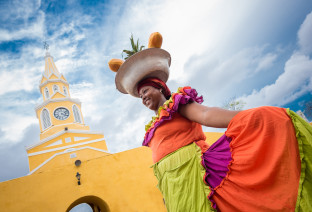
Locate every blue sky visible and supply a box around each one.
[0,0,311,182]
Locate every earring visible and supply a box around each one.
[160,90,162,93]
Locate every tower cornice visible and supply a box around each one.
[34,97,81,116]
[25,129,105,150]
[39,78,69,92]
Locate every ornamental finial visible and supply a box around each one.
[43,41,49,51]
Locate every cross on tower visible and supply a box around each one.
[43,41,49,51]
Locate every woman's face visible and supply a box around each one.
[139,85,166,111]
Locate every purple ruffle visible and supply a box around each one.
[201,134,232,209]
[183,88,204,104]
[142,88,203,146]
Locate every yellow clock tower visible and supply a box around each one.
[26,50,109,174]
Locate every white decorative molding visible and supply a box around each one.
[51,58,60,76]
[65,137,71,143]
[39,78,68,89]
[44,122,85,129]
[26,129,104,150]
[40,77,68,85]
[39,122,87,134]
[34,97,81,113]
[46,139,62,147]
[50,91,66,99]
[27,137,106,155]
[64,148,77,153]
[28,146,110,175]
[74,137,89,141]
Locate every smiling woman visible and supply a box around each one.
[139,85,165,111]
[138,78,170,112]
[108,32,312,211]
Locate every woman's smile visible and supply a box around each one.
[139,85,167,112]
[144,98,151,106]
[143,96,154,109]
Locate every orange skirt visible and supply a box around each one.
[213,106,301,211]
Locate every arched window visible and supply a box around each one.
[73,105,82,123]
[53,85,59,93]
[63,86,68,95]
[69,203,92,212]
[45,87,49,99]
[67,195,110,212]
[42,109,51,129]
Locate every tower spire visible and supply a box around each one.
[42,43,62,79]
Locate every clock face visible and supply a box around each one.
[54,107,70,120]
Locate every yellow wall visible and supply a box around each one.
[0,147,166,212]
[34,149,110,173]
[61,75,67,81]
[204,132,223,146]
[41,76,47,84]
[50,74,59,80]
[28,141,108,172]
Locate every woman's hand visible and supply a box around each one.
[178,102,241,128]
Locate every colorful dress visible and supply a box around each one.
[143,87,312,212]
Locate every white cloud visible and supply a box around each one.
[0,123,39,181]
[0,59,42,95]
[0,0,41,22]
[171,45,280,107]
[0,43,48,96]
[0,115,38,143]
[238,11,312,108]
[254,53,277,73]
[240,53,312,108]
[0,10,45,42]
[298,11,312,54]
[70,82,105,120]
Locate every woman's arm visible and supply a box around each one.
[178,102,241,128]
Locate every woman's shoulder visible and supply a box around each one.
[156,86,204,119]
